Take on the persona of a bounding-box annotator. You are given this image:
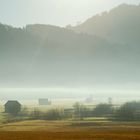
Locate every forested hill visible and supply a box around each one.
[0,4,140,88]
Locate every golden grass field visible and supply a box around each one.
[0,120,140,140]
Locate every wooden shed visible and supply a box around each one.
[38,98,51,105]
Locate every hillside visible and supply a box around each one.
[73,4,140,46]
[0,4,140,88]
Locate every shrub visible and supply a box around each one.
[30,108,42,119]
[30,108,65,120]
[42,109,65,120]
[73,102,92,119]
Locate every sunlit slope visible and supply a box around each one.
[73,4,140,46]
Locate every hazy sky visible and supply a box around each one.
[0,0,140,27]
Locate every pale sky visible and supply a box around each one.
[0,0,140,27]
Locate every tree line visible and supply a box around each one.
[3,101,140,123]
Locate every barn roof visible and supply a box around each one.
[5,100,21,106]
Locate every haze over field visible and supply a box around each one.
[0,1,140,99]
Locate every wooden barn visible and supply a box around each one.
[38,98,51,105]
[5,100,21,115]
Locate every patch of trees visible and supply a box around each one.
[72,102,140,121]
[73,102,113,120]
[115,101,140,121]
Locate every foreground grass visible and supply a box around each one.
[0,130,140,140]
[0,120,140,139]
[0,129,140,140]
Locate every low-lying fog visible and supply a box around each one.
[0,87,140,105]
